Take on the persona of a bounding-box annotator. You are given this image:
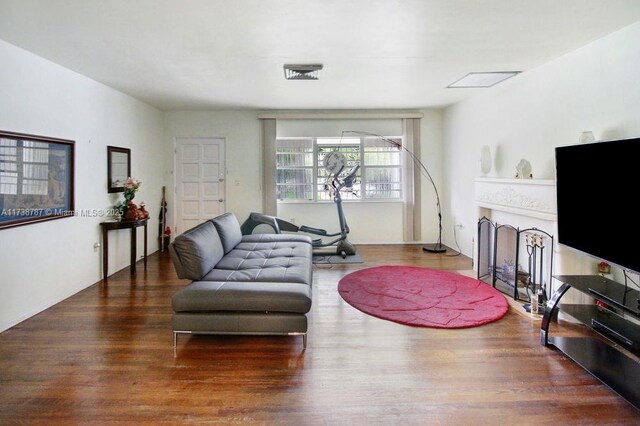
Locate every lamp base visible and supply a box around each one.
[423,243,447,254]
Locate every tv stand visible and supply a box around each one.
[542,275,640,410]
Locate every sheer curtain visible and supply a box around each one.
[403,118,422,241]
[261,118,277,215]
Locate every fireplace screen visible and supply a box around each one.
[477,217,554,302]
[477,217,494,281]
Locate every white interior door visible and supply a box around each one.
[175,137,225,235]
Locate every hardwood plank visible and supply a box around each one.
[0,244,638,423]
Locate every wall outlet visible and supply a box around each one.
[455,223,464,229]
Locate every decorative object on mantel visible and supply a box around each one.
[515,159,532,179]
[578,131,596,144]
[114,177,148,221]
[480,145,492,175]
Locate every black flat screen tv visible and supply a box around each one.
[555,137,640,274]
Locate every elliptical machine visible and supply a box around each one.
[241,152,358,258]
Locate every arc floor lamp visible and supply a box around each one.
[342,130,446,253]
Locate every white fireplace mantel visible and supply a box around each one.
[474,177,556,221]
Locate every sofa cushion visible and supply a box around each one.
[212,213,243,254]
[172,280,312,314]
[241,233,313,244]
[172,312,307,334]
[203,241,313,284]
[170,221,225,280]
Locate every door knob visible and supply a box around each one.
[218,199,224,202]
[219,178,224,182]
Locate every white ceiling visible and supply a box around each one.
[1,0,639,111]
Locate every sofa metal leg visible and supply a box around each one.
[302,333,307,349]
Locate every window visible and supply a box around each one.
[276,136,403,201]
[276,139,314,200]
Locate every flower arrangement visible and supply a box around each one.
[114,177,149,221]
[123,177,141,201]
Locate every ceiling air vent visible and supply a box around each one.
[283,64,323,80]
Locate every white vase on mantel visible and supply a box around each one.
[480,145,492,175]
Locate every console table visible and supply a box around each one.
[100,218,148,280]
[542,275,640,409]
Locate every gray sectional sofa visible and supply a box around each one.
[169,213,313,349]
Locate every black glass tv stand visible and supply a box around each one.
[541,275,640,410]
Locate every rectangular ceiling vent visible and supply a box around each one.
[447,71,521,88]
[283,64,323,80]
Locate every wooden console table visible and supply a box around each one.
[100,218,148,280]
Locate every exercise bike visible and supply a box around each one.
[241,152,358,258]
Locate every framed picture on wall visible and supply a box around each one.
[0,130,75,229]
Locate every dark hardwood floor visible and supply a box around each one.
[1,245,638,424]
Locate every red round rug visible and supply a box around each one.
[338,266,508,328]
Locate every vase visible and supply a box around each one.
[123,207,138,221]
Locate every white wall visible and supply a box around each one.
[277,202,404,244]
[442,22,640,275]
[162,111,263,227]
[0,40,164,332]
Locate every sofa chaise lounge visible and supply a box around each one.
[169,213,313,349]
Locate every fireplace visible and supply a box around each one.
[474,177,557,303]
